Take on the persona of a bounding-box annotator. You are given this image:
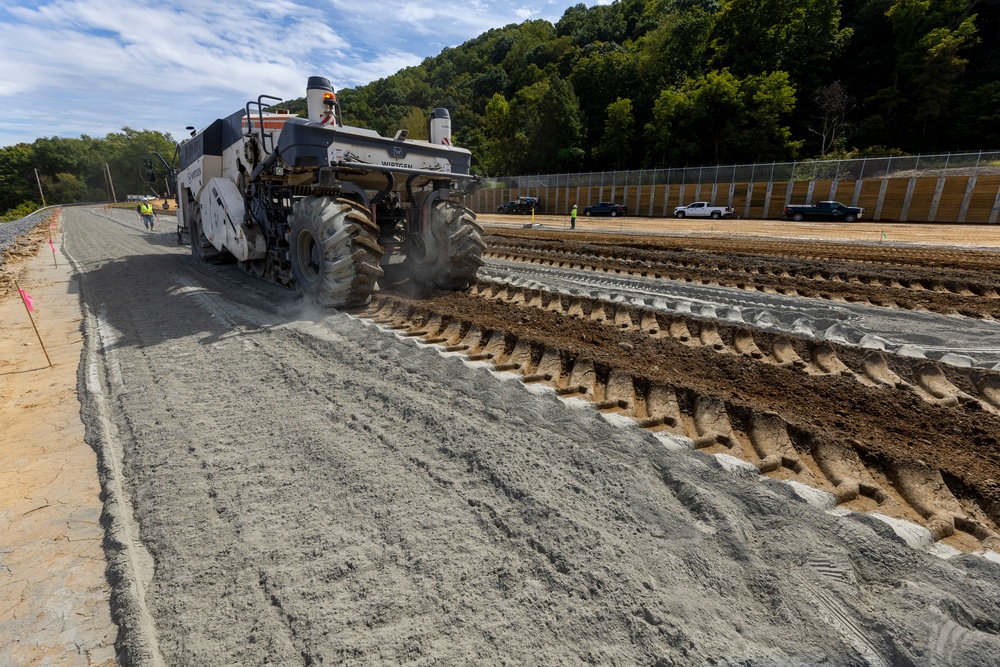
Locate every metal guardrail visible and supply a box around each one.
[485,151,1000,190]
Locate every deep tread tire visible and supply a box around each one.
[405,201,485,290]
[289,196,384,308]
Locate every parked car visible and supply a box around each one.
[497,196,541,214]
[583,202,627,217]
[783,200,864,222]
[673,202,735,219]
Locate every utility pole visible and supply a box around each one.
[101,162,112,201]
[105,162,118,203]
[34,168,46,207]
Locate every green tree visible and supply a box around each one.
[645,69,800,165]
[740,70,802,160]
[953,82,1000,148]
[1,200,43,222]
[479,93,527,175]
[884,0,977,144]
[101,127,176,199]
[645,87,698,166]
[711,0,852,92]
[43,173,88,203]
[0,143,37,212]
[555,3,627,45]
[513,74,584,173]
[568,43,637,165]
[337,87,375,128]
[635,6,715,90]
[398,107,429,140]
[593,98,635,169]
[500,21,558,91]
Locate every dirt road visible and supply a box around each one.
[4,206,1000,665]
[0,212,115,665]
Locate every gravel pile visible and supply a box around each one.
[0,210,52,268]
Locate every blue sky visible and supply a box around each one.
[0,0,598,147]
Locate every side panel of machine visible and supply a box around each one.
[176,155,222,229]
[199,177,264,262]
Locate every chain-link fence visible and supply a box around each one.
[483,151,1000,190]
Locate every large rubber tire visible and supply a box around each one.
[792,213,804,222]
[405,201,485,290]
[711,211,721,219]
[288,196,384,308]
[675,211,685,218]
[190,210,227,263]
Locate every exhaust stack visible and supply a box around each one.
[306,76,338,125]
[429,108,452,146]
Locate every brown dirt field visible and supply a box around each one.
[478,212,1000,248]
[371,215,1000,553]
[0,213,116,664]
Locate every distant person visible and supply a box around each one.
[137,200,157,231]
[570,204,577,229]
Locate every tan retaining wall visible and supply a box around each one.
[462,174,1000,223]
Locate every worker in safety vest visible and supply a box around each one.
[136,200,157,231]
[570,204,577,229]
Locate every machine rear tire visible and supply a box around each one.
[405,201,485,290]
[289,196,384,308]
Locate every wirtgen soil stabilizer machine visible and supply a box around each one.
[175,76,485,307]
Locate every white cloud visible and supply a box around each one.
[0,0,584,146]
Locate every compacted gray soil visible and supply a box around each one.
[59,206,1000,666]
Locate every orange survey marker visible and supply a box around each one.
[14,279,52,367]
[48,223,58,266]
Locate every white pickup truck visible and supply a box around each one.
[673,202,735,219]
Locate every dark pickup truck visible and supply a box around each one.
[584,201,627,217]
[783,200,864,222]
[497,196,540,215]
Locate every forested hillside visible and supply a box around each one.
[332,0,999,175]
[0,129,174,218]
[2,0,997,216]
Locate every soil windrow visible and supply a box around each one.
[375,227,1000,527]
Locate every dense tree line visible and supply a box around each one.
[333,0,998,175]
[2,0,997,215]
[0,128,175,218]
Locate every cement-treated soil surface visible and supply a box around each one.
[9,206,1000,665]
